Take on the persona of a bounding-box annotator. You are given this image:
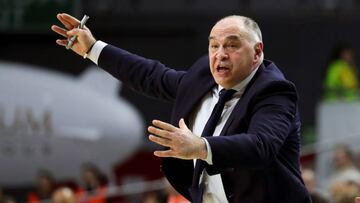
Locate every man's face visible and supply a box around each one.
[208,21,262,89]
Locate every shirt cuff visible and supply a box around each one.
[202,137,213,165]
[87,40,108,65]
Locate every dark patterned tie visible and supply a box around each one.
[190,88,236,203]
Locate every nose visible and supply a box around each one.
[215,47,228,61]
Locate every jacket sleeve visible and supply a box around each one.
[206,81,299,169]
[98,44,186,102]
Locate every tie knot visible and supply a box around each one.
[219,89,236,103]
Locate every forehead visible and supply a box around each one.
[209,22,248,41]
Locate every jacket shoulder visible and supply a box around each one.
[254,60,297,94]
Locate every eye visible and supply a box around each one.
[209,44,219,52]
[227,42,240,48]
[223,42,240,52]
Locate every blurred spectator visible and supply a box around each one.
[329,145,360,185]
[0,189,15,203]
[301,168,329,203]
[27,170,56,203]
[143,191,167,203]
[302,168,317,193]
[52,187,76,203]
[323,43,359,102]
[328,145,360,202]
[77,163,107,203]
[329,181,360,203]
[143,192,160,203]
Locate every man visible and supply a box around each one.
[52,188,76,203]
[28,170,56,203]
[52,14,311,203]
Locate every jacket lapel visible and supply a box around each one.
[219,63,265,136]
[171,67,216,125]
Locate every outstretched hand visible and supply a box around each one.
[51,13,96,56]
[148,119,207,160]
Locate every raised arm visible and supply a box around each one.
[51,13,186,101]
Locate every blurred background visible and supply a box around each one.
[0,0,360,202]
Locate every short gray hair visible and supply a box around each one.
[217,15,262,43]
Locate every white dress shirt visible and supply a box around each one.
[87,40,259,202]
[189,68,258,203]
[87,40,107,65]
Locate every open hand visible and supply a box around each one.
[51,13,96,56]
[148,119,207,160]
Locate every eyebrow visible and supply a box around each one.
[208,35,242,41]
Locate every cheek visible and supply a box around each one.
[234,51,253,65]
[230,54,252,75]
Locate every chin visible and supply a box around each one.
[216,81,232,89]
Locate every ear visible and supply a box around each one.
[253,42,264,63]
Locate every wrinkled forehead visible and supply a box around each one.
[209,22,250,42]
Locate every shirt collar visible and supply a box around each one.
[217,64,260,97]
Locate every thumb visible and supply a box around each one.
[179,118,189,130]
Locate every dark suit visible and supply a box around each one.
[98,44,312,203]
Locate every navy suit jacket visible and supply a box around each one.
[98,44,312,203]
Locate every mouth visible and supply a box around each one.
[216,66,230,74]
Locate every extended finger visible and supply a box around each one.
[154,149,174,158]
[148,135,172,147]
[148,126,173,139]
[57,13,75,30]
[152,120,177,132]
[60,13,81,27]
[56,39,68,47]
[51,25,68,38]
